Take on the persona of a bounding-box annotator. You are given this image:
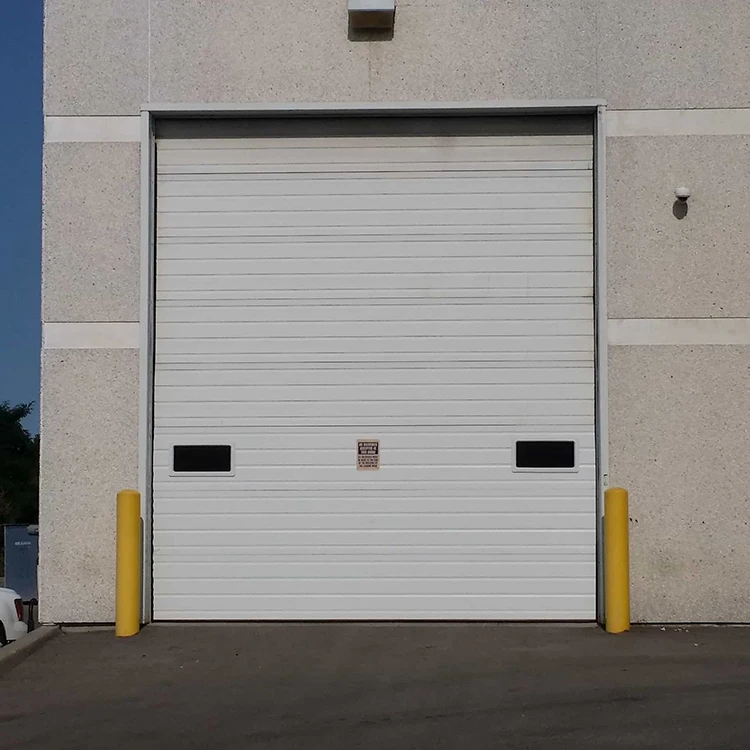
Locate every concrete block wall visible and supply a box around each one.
[41,0,750,622]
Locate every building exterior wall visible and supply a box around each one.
[40,0,750,623]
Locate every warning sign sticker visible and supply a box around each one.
[357,440,380,470]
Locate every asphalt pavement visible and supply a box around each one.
[1,623,750,749]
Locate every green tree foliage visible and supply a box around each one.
[0,402,39,526]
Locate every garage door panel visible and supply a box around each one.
[156,336,593,358]
[155,528,595,548]
[154,478,595,494]
[159,207,592,231]
[154,594,594,620]
[157,319,594,340]
[158,224,591,241]
[155,365,595,387]
[155,353,596,367]
[159,191,592,215]
[158,543,593,558]
[157,135,592,151]
[154,467,596,485]
[153,131,596,621]
[154,577,595,598]
[155,384,593,405]
[156,608,592,620]
[156,559,593,578]
[157,139,592,166]
[153,511,594,533]
[156,288,594,304]
[158,256,594,277]
[159,160,593,177]
[153,455,596,473]
[151,496,595,515]
[154,415,595,429]
[154,444,595,467]
[157,303,594,325]
[157,144,594,168]
[157,274,592,294]
[153,487,597,505]
[155,401,593,422]
[153,427,595,448]
[158,135,593,149]
[158,174,592,198]
[157,238,593,261]
[158,316,593,339]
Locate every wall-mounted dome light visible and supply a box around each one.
[349,0,396,30]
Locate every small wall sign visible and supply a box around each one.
[357,440,380,470]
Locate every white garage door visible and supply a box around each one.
[153,130,596,620]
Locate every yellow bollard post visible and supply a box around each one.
[604,487,630,633]
[116,489,141,637]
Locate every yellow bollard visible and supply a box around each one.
[604,487,630,633]
[116,489,141,637]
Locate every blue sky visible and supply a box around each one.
[1,2,43,433]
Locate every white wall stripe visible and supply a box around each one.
[45,116,141,143]
[606,109,750,137]
[43,320,750,348]
[43,322,140,349]
[609,318,750,346]
[45,110,750,142]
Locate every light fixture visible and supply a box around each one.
[348,0,396,30]
[674,186,691,202]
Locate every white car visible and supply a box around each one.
[0,588,28,645]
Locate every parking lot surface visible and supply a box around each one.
[2,623,750,749]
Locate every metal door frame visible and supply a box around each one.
[139,100,608,623]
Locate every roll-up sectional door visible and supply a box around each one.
[152,130,596,620]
